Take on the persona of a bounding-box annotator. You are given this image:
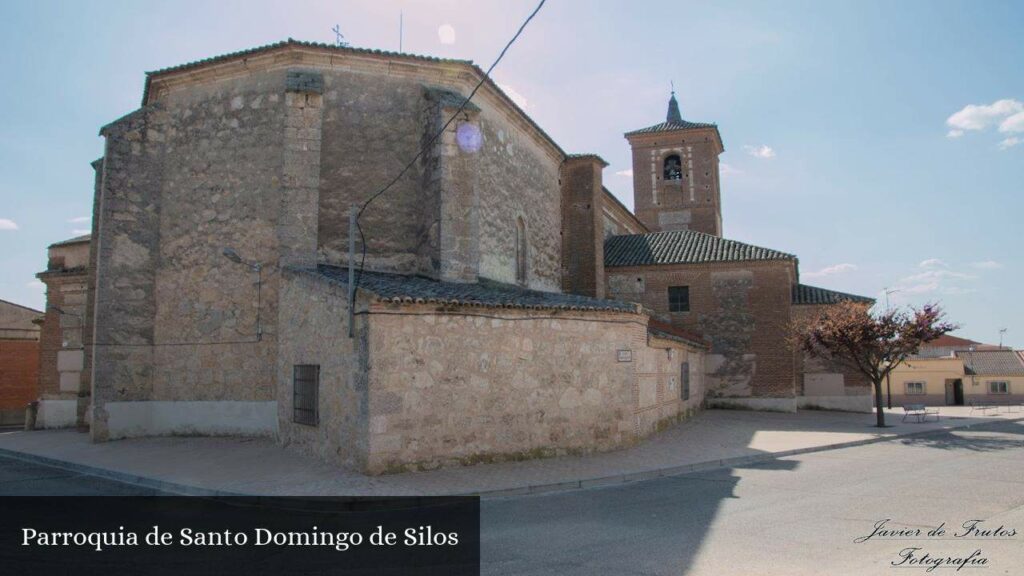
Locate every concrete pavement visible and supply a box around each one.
[0,406,1020,497]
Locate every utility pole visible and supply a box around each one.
[332,24,349,48]
[399,12,404,52]
[348,205,356,338]
[883,287,901,311]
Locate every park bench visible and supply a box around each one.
[969,400,994,414]
[902,404,940,423]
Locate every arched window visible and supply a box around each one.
[663,154,682,180]
[515,217,528,286]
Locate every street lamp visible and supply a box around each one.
[221,247,263,341]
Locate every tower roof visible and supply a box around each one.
[667,91,683,124]
[625,91,720,139]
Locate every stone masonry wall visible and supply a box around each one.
[276,270,368,469]
[607,260,797,404]
[314,70,561,291]
[363,305,649,473]
[92,69,318,439]
[633,335,704,437]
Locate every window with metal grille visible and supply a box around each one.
[668,286,690,312]
[681,361,690,401]
[293,365,320,426]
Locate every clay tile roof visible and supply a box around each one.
[647,318,707,349]
[48,234,91,248]
[792,283,875,305]
[954,349,1024,376]
[604,229,796,267]
[624,120,720,136]
[310,265,640,313]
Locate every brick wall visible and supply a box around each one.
[627,128,723,236]
[0,340,39,420]
[560,156,606,298]
[607,260,798,401]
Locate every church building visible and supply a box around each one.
[34,40,871,474]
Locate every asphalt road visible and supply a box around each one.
[2,420,1023,575]
[481,419,1024,575]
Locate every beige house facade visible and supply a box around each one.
[887,349,1024,407]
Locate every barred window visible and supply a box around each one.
[681,361,691,401]
[668,286,690,312]
[293,365,320,426]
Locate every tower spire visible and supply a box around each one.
[666,86,683,124]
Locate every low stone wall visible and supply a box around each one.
[276,270,367,469]
[103,400,277,439]
[797,394,872,413]
[35,399,77,429]
[362,303,704,474]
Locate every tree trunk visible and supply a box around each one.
[873,379,886,427]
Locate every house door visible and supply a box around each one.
[945,379,965,406]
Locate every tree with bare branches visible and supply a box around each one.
[793,301,957,427]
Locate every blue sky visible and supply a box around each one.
[1,0,1021,346]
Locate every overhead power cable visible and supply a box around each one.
[351,0,548,303]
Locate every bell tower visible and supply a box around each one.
[625,91,724,236]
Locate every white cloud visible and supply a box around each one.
[743,144,775,159]
[615,169,633,177]
[946,99,1023,133]
[72,228,90,235]
[68,216,90,223]
[719,162,741,177]
[0,218,18,230]
[438,24,456,45]
[998,136,1021,150]
[946,129,964,139]
[496,83,528,110]
[918,258,947,269]
[890,267,977,301]
[998,110,1024,133]
[972,260,1003,270]
[803,263,857,279]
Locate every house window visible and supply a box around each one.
[905,381,925,396]
[668,286,690,312]
[681,361,690,401]
[293,364,320,426]
[663,154,682,180]
[515,217,528,286]
[989,381,1009,395]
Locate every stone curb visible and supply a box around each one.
[0,447,242,497]
[1,416,1020,499]
[476,416,1024,499]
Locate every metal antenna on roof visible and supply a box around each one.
[671,80,675,96]
[399,11,404,52]
[332,24,349,48]
[999,327,1007,349]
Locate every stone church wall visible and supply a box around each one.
[91,70,304,440]
[313,69,561,291]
